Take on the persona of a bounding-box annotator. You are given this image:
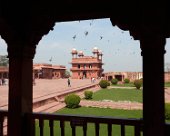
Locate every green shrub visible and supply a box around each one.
[64,94,81,108]
[84,90,93,99]
[165,103,170,120]
[107,81,111,86]
[124,78,130,84]
[111,78,118,85]
[99,80,108,88]
[134,79,142,89]
[139,78,143,85]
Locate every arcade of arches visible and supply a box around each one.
[0,1,170,136]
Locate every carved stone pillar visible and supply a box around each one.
[7,44,35,136]
[140,35,166,136]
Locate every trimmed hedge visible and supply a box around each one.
[99,80,108,88]
[134,79,142,89]
[64,94,81,108]
[84,90,93,99]
[124,78,130,84]
[107,81,111,86]
[111,78,118,85]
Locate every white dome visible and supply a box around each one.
[93,47,99,53]
[93,47,98,50]
[78,51,84,56]
[79,51,83,54]
[72,48,76,51]
[71,48,77,54]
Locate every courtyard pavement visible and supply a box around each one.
[0,78,97,109]
[1,79,170,111]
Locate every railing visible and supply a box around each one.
[0,110,8,136]
[27,112,143,136]
[1,110,170,136]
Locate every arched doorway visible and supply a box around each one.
[83,71,87,78]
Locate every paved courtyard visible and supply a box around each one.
[1,79,170,111]
[0,78,96,108]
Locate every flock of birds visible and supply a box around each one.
[49,20,136,62]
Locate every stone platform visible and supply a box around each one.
[0,78,99,110]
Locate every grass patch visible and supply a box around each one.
[92,88,142,103]
[165,82,170,87]
[57,107,142,117]
[35,107,142,136]
[111,82,135,87]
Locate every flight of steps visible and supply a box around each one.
[33,101,65,113]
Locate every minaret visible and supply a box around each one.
[71,48,78,58]
[98,50,103,60]
[92,47,99,58]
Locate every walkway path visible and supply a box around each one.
[80,100,142,110]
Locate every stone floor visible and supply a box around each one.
[1,79,170,111]
[0,78,97,109]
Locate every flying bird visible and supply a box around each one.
[84,31,88,36]
[72,35,76,40]
[49,57,52,62]
[100,36,103,40]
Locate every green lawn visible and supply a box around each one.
[111,82,135,87]
[35,107,142,136]
[111,82,170,87]
[92,88,143,103]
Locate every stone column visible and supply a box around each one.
[140,35,165,136]
[7,45,35,136]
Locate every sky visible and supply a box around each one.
[0,18,170,72]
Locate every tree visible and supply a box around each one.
[64,70,71,78]
[165,63,170,72]
[0,55,9,66]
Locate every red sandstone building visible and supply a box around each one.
[0,66,8,79]
[33,63,66,79]
[70,47,104,79]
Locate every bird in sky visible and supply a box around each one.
[100,36,103,40]
[49,57,52,62]
[84,31,88,36]
[72,35,76,40]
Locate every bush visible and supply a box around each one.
[107,81,111,86]
[64,94,81,108]
[134,79,142,89]
[111,78,118,85]
[124,78,130,84]
[84,90,93,99]
[165,103,170,120]
[99,80,108,88]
